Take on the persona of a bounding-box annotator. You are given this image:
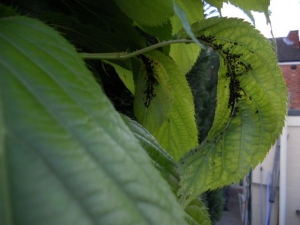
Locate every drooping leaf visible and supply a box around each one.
[139,51,198,161]
[113,0,173,26]
[177,18,287,206]
[133,53,174,134]
[0,16,189,225]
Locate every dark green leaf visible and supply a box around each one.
[0,3,18,18]
[0,16,188,225]
[113,0,173,26]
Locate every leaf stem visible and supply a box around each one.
[79,39,194,60]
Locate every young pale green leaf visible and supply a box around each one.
[0,16,189,225]
[177,18,287,206]
[133,53,174,134]
[141,51,198,161]
[113,0,173,26]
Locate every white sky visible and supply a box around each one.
[221,0,300,38]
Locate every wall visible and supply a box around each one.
[251,144,279,225]
[251,116,300,225]
[285,117,300,224]
[280,64,300,110]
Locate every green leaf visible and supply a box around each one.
[113,0,173,26]
[171,0,204,35]
[185,198,211,225]
[177,18,287,206]
[142,51,198,161]
[104,60,135,94]
[133,53,174,134]
[172,1,202,48]
[137,21,173,42]
[228,0,270,13]
[0,16,189,225]
[170,43,201,75]
[204,0,223,11]
[169,0,203,73]
[40,12,144,52]
[121,115,179,191]
[121,115,211,225]
[0,3,18,18]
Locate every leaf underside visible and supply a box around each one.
[0,16,188,225]
[177,17,287,206]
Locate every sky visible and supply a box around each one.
[221,0,300,38]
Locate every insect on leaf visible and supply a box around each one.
[134,52,174,134]
[143,51,198,161]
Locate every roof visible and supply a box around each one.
[274,37,300,62]
[270,31,300,62]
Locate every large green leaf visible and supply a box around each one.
[140,51,198,161]
[113,0,173,26]
[0,16,188,225]
[177,18,287,206]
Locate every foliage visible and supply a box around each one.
[0,1,287,225]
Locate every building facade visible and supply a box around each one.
[250,31,300,225]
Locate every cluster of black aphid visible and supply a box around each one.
[197,34,253,116]
[223,49,252,115]
[138,55,159,108]
[198,35,252,116]
[198,34,216,44]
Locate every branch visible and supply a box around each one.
[79,39,194,60]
